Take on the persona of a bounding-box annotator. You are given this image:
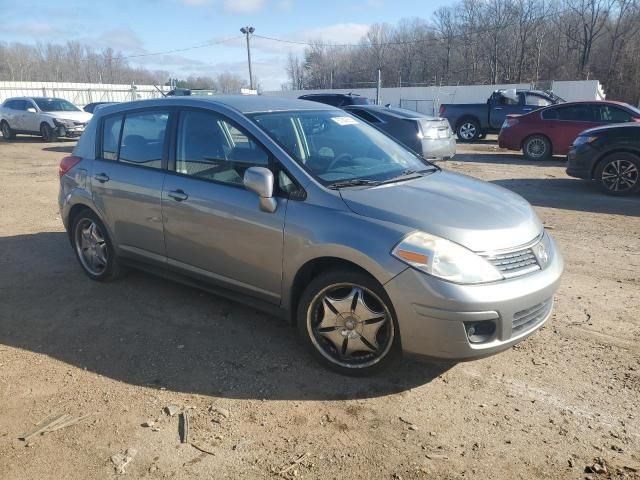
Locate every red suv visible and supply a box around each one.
[498,101,640,160]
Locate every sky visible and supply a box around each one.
[0,0,449,91]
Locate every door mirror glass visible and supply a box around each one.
[26,107,37,113]
[243,166,277,213]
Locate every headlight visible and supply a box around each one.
[572,135,597,146]
[53,118,72,127]
[392,231,503,284]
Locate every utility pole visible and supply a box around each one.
[240,26,255,90]
[376,68,382,105]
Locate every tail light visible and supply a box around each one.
[505,117,519,127]
[59,155,82,177]
[439,105,445,115]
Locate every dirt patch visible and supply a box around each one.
[1,138,639,479]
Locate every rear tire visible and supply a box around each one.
[40,123,57,142]
[456,120,481,142]
[71,209,121,281]
[1,121,15,140]
[523,135,551,161]
[595,152,640,196]
[296,269,401,376]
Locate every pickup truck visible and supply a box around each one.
[439,89,563,141]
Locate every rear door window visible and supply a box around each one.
[348,109,382,123]
[546,105,594,122]
[118,111,169,169]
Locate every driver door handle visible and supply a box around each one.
[494,107,503,111]
[168,189,189,202]
[94,173,110,183]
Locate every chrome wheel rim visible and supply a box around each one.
[74,219,108,275]
[601,159,639,192]
[526,138,547,158]
[459,122,477,140]
[307,283,394,369]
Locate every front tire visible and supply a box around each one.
[456,120,481,142]
[71,210,121,281]
[1,121,15,140]
[297,269,400,376]
[40,123,57,142]
[595,152,640,196]
[523,135,551,160]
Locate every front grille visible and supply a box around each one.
[482,246,540,279]
[73,122,86,126]
[513,298,552,333]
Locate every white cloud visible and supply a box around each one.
[80,27,146,54]
[222,0,265,13]
[276,0,294,11]
[298,23,371,45]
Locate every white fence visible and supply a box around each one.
[265,80,606,115]
[0,81,171,107]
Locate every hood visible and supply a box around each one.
[339,171,542,252]
[46,111,92,123]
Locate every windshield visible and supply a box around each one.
[34,98,80,112]
[249,110,434,185]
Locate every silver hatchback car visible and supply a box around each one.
[59,96,563,375]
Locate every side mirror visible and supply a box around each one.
[243,166,277,213]
[26,107,37,113]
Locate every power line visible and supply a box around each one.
[122,35,242,59]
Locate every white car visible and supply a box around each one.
[0,97,92,142]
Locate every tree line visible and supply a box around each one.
[285,0,640,105]
[0,41,250,93]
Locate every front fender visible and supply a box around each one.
[281,199,410,310]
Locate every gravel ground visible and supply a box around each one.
[0,137,639,479]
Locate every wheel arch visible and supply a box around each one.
[288,256,383,324]
[64,198,117,249]
[591,148,640,179]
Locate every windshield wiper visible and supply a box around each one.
[327,178,382,189]
[379,168,435,184]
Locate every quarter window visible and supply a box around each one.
[101,115,123,161]
[175,109,268,185]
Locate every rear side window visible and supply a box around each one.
[543,105,594,121]
[175,109,268,185]
[119,111,169,169]
[525,94,552,107]
[349,109,381,123]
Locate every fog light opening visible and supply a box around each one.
[464,320,497,344]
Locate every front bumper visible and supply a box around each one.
[422,136,456,160]
[384,237,563,360]
[55,124,86,138]
[566,144,597,179]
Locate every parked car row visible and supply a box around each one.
[439,89,563,142]
[496,100,640,195]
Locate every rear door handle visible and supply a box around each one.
[94,173,110,183]
[168,189,188,202]
[522,108,533,112]
[494,107,503,111]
